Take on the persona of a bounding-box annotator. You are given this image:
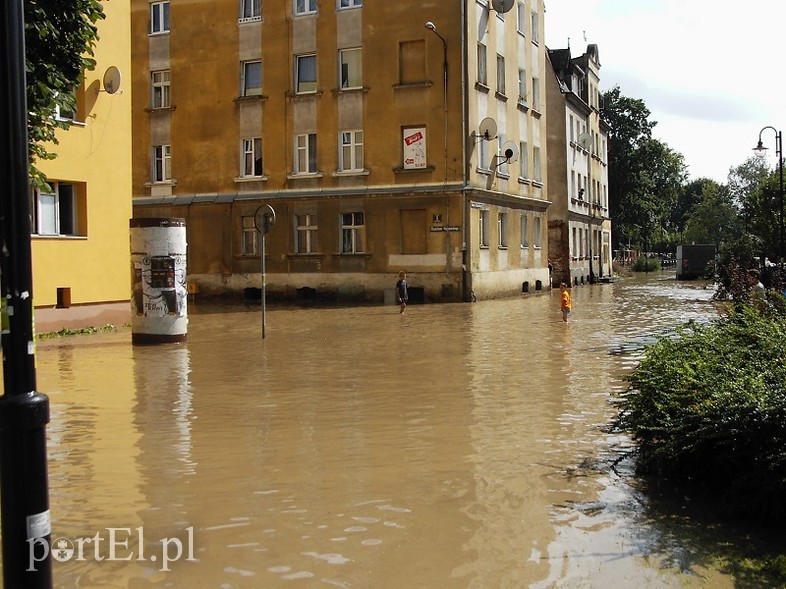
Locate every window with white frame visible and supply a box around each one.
[533,215,541,248]
[479,209,489,247]
[295,133,317,174]
[520,213,529,248]
[339,130,364,172]
[532,76,540,110]
[295,213,318,254]
[479,138,489,171]
[295,54,317,93]
[150,1,170,34]
[241,216,258,255]
[477,43,487,86]
[498,212,508,247]
[518,68,527,103]
[241,138,263,177]
[340,212,365,253]
[338,0,362,8]
[339,48,362,89]
[496,54,505,95]
[531,10,539,44]
[54,91,77,121]
[241,60,262,96]
[294,0,316,15]
[519,140,528,178]
[517,1,526,34]
[498,133,509,176]
[239,0,261,21]
[151,70,170,108]
[533,145,541,182]
[153,145,171,182]
[31,182,80,237]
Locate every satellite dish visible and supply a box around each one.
[102,66,122,94]
[478,117,497,141]
[501,141,519,163]
[491,0,515,13]
[577,131,592,151]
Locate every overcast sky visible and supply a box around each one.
[544,0,786,183]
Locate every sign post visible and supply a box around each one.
[254,205,276,338]
[0,1,54,586]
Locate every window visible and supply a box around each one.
[530,10,539,44]
[520,214,529,248]
[150,1,170,34]
[153,145,171,182]
[532,76,540,110]
[241,138,263,177]
[338,0,362,8]
[479,137,489,170]
[498,133,509,176]
[477,43,487,86]
[32,182,80,237]
[294,0,316,15]
[295,133,317,174]
[241,216,258,255]
[479,210,489,247]
[399,40,425,84]
[339,48,362,89]
[519,141,528,178]
[151,70,170,108]
[340,212,365,254]
[242,60,262,96]
[239,0,261,21]
[533,215,542,248]
[533,145,541,182]
[498,213,508,248]
[295,214,318,254]
[496,54,505,95]
[339,130,364,172]
[295,54,317,93]
[517,1,526,34]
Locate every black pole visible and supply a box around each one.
[0,1,53,587]
[777,131,783,264]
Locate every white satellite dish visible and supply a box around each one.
[102,66,122,94]
[478,117,497,141]
[501,141,519,163]
[491,0,515,14]
[577,131,592,151]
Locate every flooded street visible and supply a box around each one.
[13,273,765,587]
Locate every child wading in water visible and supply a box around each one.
[396,271,408,313]
[560,283,572,322]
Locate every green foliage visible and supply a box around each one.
[631,256,660,272]
[614,306,786,521]
[36,324,118,339]
[24,0,105,188]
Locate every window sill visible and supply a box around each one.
[287,172,324,180]
[286,90,323,100]
[475,82,490,93]
[393,81,433,90]
[235,175,268,183]
[531,180,543,188]
[393,165,435,174]
[516,99,529,112]
[518,177,531,185]
[234,95,268,104]
[332,252,372,259]
[148,31,170,37]
[498,246,508,250]
[288,253,324,259]
[32,234,87,240]
[333,169,370,177]
[144,180,177,187]
[530,107,542,118]
[494,91,508,102]
[476,166,493,176]
[145,106,176,113]
[238,16,262,24]
[332,86,369,95]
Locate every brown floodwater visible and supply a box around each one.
[3,273,774,587]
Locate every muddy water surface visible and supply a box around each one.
[19,274,760,587]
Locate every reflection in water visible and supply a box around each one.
[15,274,764,587]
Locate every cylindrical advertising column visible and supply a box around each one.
[130,218,188,345]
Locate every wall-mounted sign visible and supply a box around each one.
[430,226,460,232]
[403,127,427,169]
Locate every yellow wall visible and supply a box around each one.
[32,0,133,309]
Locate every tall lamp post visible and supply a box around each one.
[425,21,448,184]
[753,126,784,263]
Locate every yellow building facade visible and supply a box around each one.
[131,0,550,303]
[31,0,133,332]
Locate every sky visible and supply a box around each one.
[544,0,786,183]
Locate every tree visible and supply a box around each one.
[728,157,781,262]
[24,0,105,187]
[682,180,741,246]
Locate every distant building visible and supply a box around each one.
[32,0,132,332]
[130,0,551,303]
[545,44,611,286]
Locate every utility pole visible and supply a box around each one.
[0,1,54,586]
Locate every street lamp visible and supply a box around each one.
[753,126,784,263]
[425,21,448,184]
